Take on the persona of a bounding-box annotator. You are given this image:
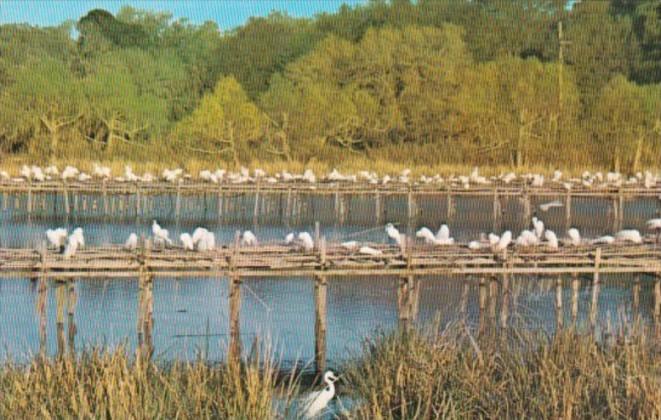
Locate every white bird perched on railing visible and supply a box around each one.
[241,230,258,246]
[544,229,559,249]
[341,240,359,251]
[615,229,642,244]
[31,166,45,182]
[493,231,512,252]
[385,223,404,249]
[162,168,183,183]
[416,227,437,244]
[359,245,383,256]
[45,165,59,177]
[567,228,581,246]
[61,166,79,181]
[300,371,339,419]
[196,231,215,251]
[501,172,517,184]
[123,166,139,182]
[591,235,615,245]
[552,170,563,182]
[46,228,68,252]
[20,165,31,180]
[435,224,454,245]
[93,163,111,179]
[63,228,84,259]
[515,229,538,247]
[532,217,545,239]
[152,220,172,248]
[468,240,483,250]
[284,232,295,245]
[302,169,316,184]
[124,233,138,250]
[180,233,194,251]
[488,233,500,247]
[647,218,661,242]
[297,232,314,252]
[78,172,92,182]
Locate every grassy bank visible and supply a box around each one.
[1,328,659,418]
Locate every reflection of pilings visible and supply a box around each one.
[590,249,602,332]
[555,277,564,331]
[571,273,580,328]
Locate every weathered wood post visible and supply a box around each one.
[63,182,70,216]
[460,277,470,318]
[55,280,66,358]
[500,272,510,330]
[375,190,383,225]
[397,238,418,333]
[67,279,77,354]
[228,231,242,365]
[564,188,572,230]
[478,276,487,334]
[37,242,47,357]
[27,181,33,215]
[590,248,602,332]
[493,188,501,233]
[135,184,141,218]
[253,180,260,227]
[632,274,641,321]
[555,276,564,331]
[175,180,182,221]
[446,184,455,222]
[314,237,328,375]
[285,188,292,226]
[217,186,224,221]
[488,275,498,329]
[102,179,109,216]
[571,273,580,328]
[138,240,153,359]
[617,188,624,232]
[654,275,661,335]
[407,185,415,240]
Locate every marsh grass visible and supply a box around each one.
[344,324,661,419]
[0,347,302,419]
[0,327,659,419]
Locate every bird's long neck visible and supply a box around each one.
[325,380,335,394]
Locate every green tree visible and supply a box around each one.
[175,77,265,165]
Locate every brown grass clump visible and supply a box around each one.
[344,326,661,419]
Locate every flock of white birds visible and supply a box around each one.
[5,165,661,189]
[43,216,661,259]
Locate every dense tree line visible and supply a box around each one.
[0,0,660,171]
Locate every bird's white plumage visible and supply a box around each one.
[300,371,338,419]
[615,229,642,244]
[241,230,258,246]
[385,223,403,248]
[297,232,314,252]
[494,231,512,252]
[124,233,138,250]
[544,229,559,249]
[46,228,68,250]
[567,228,581,246]
[180,233,194,250]
[359,246,383,256]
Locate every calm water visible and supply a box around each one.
[0,192,658,364]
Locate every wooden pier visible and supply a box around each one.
[6,238,661,371]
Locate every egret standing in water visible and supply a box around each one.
[300,371,339,419]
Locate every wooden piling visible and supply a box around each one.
[103,180,109,216]
[478,276,487,333]
[217,187,224,221]
[522,191,531,223]
[555,276,564,330]
[285,188,292,225]
[63,184,70,215]
[37,242,47,357]
[407,186,415,239]
[56,280,66,358]
[135,185,141,218]
[228,274,242,364]
[617,188,624,231]
[175,182,181,221]
[67,280,77,353]
[493,189,501,232]
[375,191,383,225]
[314,221,320,251]
[314,274,328,374]
[654,276,661,331]
[253,181,260,227]
[460,278,470,317]
[500,273,510,329]
[446,185,455,221]
[565,189,572,229]
[571,273,579,328]
[633,275,641,321]
[397,275,419,332]
[488,276,498,328]
[590,248,602,331]
[27,182,33,214]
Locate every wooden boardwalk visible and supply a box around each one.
[4,240,661,279]
[10,239,661,371]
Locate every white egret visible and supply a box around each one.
[532,217,545,239]
[196,231,216,251]
[567,228,581,246]
[46,228,68,252]
[468,241,483,250]
[63,231,83,259]
[544,229,559,249]
[124,233,138,250]
[152,220,172,247]
[180,233,194,250]
[192,227,209,245]
[494,231,512,252]
[515,230,538,247]
[385,223,403,248]
[415,227,436,244]
[539,200,563,212]
[241,230,258,246]
[285,232,295,245]
[300,371,339,419]
[71,227,85,247]
[341,241,359,251]
[615,229,642,244]
[436,224,451,241]
[297,232,314,252]
[488,233,500,246]
[359,246,383,256]
[591,235,615,245]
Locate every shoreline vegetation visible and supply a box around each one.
[1,1,661,173]
[0,325,659,418]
